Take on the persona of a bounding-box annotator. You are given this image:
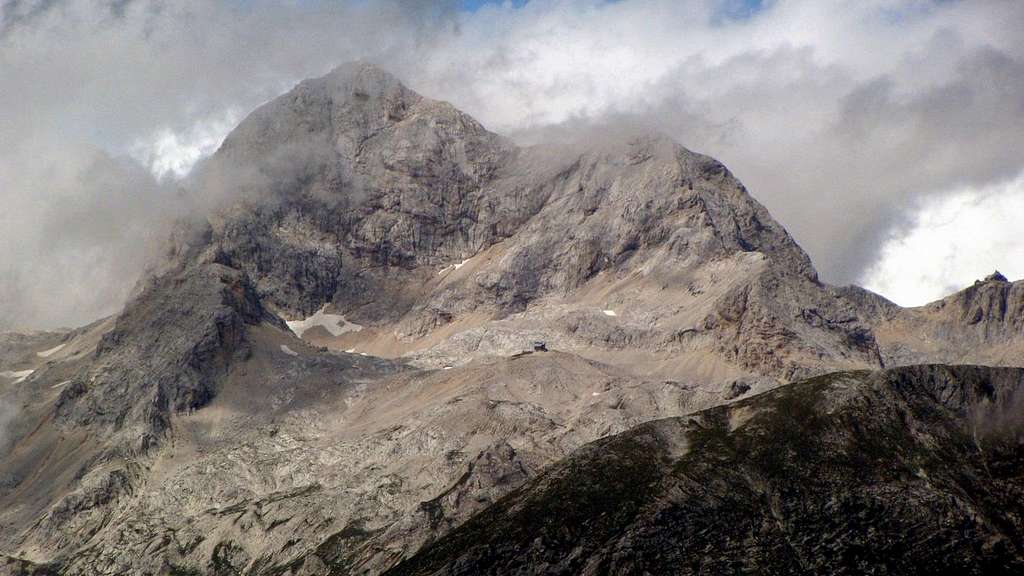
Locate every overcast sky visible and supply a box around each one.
[1,0,1022,330]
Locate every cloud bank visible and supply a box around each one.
[1,0,1022,328]
[862,173,1024,306]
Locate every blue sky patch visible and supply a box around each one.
[461,0,530,12]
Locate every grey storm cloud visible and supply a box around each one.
[1,0,1023,329]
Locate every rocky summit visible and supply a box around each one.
[1,63,1022,575]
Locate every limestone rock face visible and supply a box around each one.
[55,263,273,445]
[864,274,1024,367]
[1,63,1023,576]
[190,62,882,390]
[200,62,518,321]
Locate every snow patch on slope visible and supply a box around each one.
[37,343,65,358]
[1,369,35,384]
[287,306,364,338]
[439,257,473,275]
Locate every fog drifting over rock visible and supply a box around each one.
[1,0,1022,328]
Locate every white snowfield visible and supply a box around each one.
[37,343,66,358]
[52,380,71,389]
[602,309,618,317]
[1,369,35,384]
[438,257,472,275]
[280,345,299,356]
[286,306,363,338]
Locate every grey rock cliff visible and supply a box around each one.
[190,62,883,388]
[862,272,1024,367]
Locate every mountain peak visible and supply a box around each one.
[314,60,411,101]
[324,60,397,80]
[213,61,427,168]
[193,64,839,376]
[982,270,1009,283]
